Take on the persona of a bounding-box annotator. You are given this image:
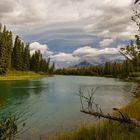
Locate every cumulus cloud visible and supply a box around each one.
[30,41,54,61]
[30,42,49,54]
[72,46,123,64]
[73,46,97,57]
[100,39,114,47]
[73,46,119,58]
[51,52,80,62]
[29,42,124,66]
[49,46,122,66]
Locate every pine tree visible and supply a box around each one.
[49,62,55,74]
[22,43,30,71]
[12,36,22,70]
[0,25,12,74]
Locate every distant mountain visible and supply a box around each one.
[70,61,93,68]
[111,59,124,64]
[70,58,124,68]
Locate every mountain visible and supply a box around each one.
[111,59,124,64]
[71,61,93,68]
[70,57,124,68]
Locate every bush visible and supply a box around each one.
[0,115,17,140]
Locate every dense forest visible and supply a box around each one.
[55,61,133,78]
[0,24,55,75]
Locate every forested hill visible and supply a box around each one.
[0,24,55,75]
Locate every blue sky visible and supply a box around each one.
[0,0,138,67]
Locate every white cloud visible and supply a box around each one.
[50,46,121,66]
[73,46,97,57]
[73,46,119,58]
[1,0,138,41]
[100,39,114,47]
[51,52,80,62]
[28,42,123,66]
[98,48,119,55]
[30,42,49,54]
[72,46,123,65]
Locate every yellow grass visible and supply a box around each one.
[0,70,46,80]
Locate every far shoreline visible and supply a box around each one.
[0,70,50,81]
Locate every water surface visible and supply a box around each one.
[0,76,133,139]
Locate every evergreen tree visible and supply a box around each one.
[0,25,12,74]
[49,62,55,74]
[30,50,41,72]
[23,43,30,70]
[12,36,23,70]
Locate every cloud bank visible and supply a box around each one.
[1,0,138,67]
[30,42,124,67]
[0,0,138,40]
[100,39,114,47]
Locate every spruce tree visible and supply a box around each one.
[24,43,30,71]
[0,25,12,74]
[12,36,22,70]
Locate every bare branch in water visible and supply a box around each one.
[77,88,140,128]
[81,110,140,127]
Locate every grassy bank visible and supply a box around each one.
[0,70,46,80]
[48,79,140,140]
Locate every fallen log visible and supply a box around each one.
[81,109,140,127]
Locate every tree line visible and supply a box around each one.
[55,34,140,78]
[0,24,55,75]
[55,60,134,78]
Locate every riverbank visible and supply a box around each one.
[48,78,140,140]
[0,71,48,81]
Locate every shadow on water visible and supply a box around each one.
[0,80,48,101]
[0,79,51,139]
[0,79,49,120]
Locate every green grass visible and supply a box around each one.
[0,70,46,80]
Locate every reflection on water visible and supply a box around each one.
[0,76,133,139]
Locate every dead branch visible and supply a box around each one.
[81,109,140,127]
[118,50,132,61]
[77,88,140,128]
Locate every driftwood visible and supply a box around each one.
[81,110,140,127]
[77,88,140,128]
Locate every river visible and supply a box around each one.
[0,76,133,139]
